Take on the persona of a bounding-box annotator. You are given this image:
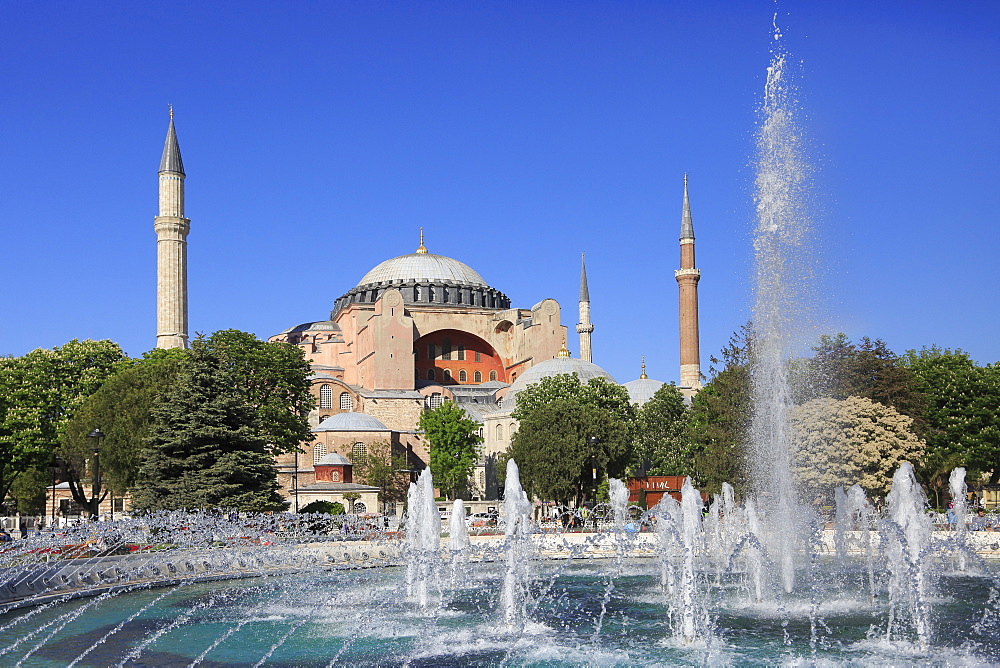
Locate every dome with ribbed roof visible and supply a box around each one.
[623,377,668,406]
[333,239,510,315]
[313,412,391,432]
[503,356,616,412]
[357,253,488,287]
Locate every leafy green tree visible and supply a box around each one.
[511,373,636,478]
[789,396,925,501]
[418,401,482,500]
[903,347,1000,488]
[634,383,691,476]
[61,349,186,516]
[507,398,625,505]
[9,466,49,515]
[202,330,315,456]
[300,500,345,515]
[687,326,753,496]
[133,339,286,512]
[354,440,409,513]
[0,339,128,506]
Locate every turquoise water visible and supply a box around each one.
[2,559,999,666]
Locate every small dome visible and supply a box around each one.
[280,320,342,334]
[314,412,391,432]
[623,378,668,406]
[315,452,352,466]
[356,253,488,288]
[504,357,616,411]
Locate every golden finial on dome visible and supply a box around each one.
[416,227,428,254]
[558,332,571,358]
[640,356,648,379]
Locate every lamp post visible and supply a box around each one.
[588,436,600,503]
[49,456,62,529]
[88,429,104,520]
[293,449,300,513]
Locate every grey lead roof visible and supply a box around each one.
[355,253,489,288]
[580,253,590,302]
[680,174,694,240]
[159,117,184,175]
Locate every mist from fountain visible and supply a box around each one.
[404,468,440,608]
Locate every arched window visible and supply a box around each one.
[497,396,503,409]
[319,384,333,409]
[457,345,465,361]
[478,427,484,439]
[475,351,482,363]
[313,442,328,464]
[427,368,436,381]
[340,392,353,410]
[496,424,504,441]
[332,470,340,482]
[354,502,367,514]
[474,370,482,383]
[489,370,498,382]
[428,393,443,409]
[352,442,367,465]
[443,368,452,382]
[459,369,467,383]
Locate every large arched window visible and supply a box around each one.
[340,392,353,410]
[489,370,498,382]
[474,370,482,383]
[352,442,367,465]
[459,369,467,383]
[313,442,328,463]
[443,368,453,382]
[428,393,443,409]
[496,423,504,441]
[319,384,333,409]
[427,368,436,381]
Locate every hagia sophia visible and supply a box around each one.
[154,113,703,512]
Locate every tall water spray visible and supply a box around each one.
[749,25,818,594]
[404,468,441,608]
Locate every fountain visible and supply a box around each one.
[1,18,999,668]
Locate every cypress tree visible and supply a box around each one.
[133,339,286,512]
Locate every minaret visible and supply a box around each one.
[576,253,594,362]
[154,108,190,349]
[674,175,702,391]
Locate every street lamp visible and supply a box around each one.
[88,428,104,520]
[49,456,63,529]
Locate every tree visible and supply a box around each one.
[507,398,625,505]
[0,339,129,507]
[418,401,482,500]
[634,383,691,476]
[132,339,287,512]
[789,396,925,501]
[300,500,345,515]
[202,330,315,456]
[61,349,186,516]
[903,347,1000,488]
[796,334,927,428]
[511,373,636,478]
[353,440,409,513]
[687,325,753,496]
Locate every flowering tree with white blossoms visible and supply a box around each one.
[790,395,925,500]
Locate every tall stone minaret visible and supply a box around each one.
[576,253,594,362]
[154,108,190,349]
[674,175,702,392]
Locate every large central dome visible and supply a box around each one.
[332,239,511,315]
[356,253,488,288]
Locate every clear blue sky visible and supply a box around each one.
[2,1,998,383]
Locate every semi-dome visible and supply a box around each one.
[356,253,488,288]
[503,353,616,412]
[313,412,391,432]
[333,238,510,315]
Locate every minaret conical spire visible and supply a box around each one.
[576,252,594,362]
[159,106,185,175]
[680,173,694,240]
